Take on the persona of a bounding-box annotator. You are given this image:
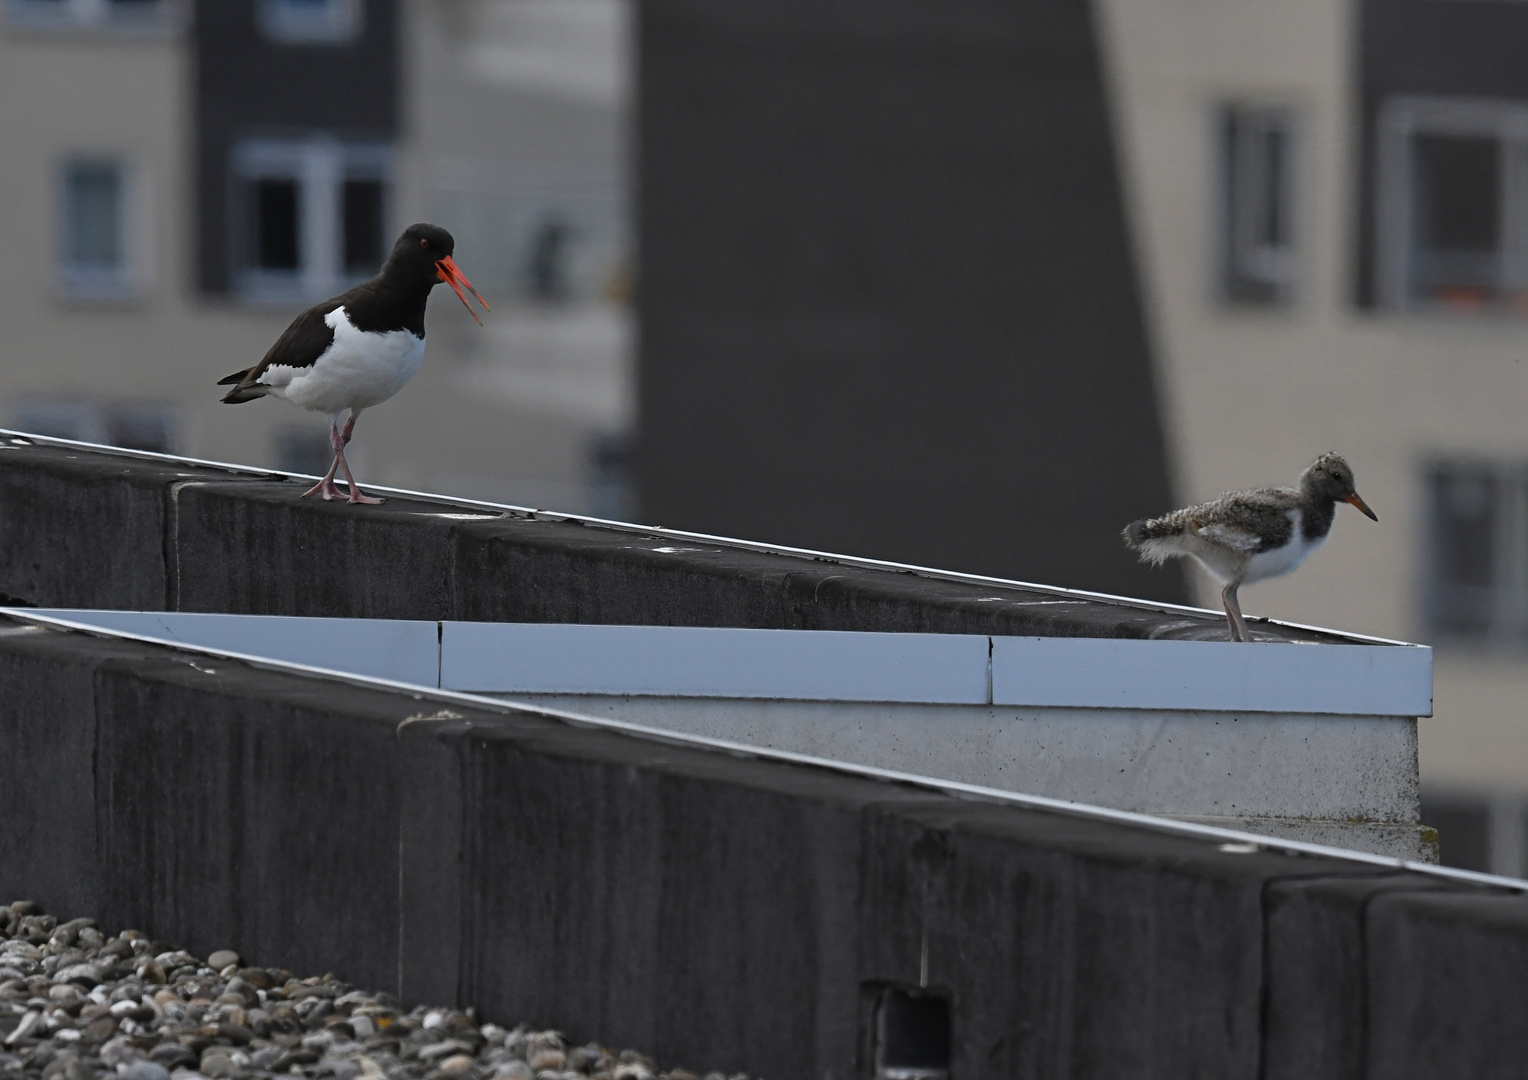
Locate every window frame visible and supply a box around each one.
[10,398,177,454]
[4,0,182,32]
[229,135,392,304]
[1214,101,1300,308]
[1424,457,1528,646]
[57,156,138,301]
[255,0,363,45]
[1376,95,1528,312]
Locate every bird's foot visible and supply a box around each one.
[346,491,385,505]
[301,478,344,500]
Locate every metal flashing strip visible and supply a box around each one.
[440,621,990,703]
[992,636,1433,716]
[0,606,1511,894]
[29,611,1433,715]
[0,429,1411,646]
[28,610,441,688]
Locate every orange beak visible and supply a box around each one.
[1344,491,1378,521]
[435,255,491,325]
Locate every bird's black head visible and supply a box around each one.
[387,224,455,284]
[1302,452,1378,521]
[383,223,490,323]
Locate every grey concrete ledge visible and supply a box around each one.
[0,431,1401,643]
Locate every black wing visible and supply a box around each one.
[218,299,343,399]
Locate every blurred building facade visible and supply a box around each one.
[1097,0,1528,873]
[0,0,633,515]
[634,0,1528,875]
[636,2,1185,603]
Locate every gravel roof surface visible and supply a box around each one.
[0,904,751,1080]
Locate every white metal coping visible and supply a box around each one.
[0,429,1415,648]
[25,610,1434,716]
[0,606,1512,893]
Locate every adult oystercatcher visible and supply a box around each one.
[217,223,489,504]
[1122,453,1378,642]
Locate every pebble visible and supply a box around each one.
[118,1062,172,1080]
[0,901,753,1080]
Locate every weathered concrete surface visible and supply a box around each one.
[405,715,1287,1078]
[1180,817,1434,862]
[1365,890,1528,1079]
[0,436,1363,643]
[0,616,1514,1078]
[0,445,199,610]
[1262,874,1453,1080]
[510,694,1425,857]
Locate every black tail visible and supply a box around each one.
[1122,520,1149,549]
[218,367,270,404]
[220,385,270,405]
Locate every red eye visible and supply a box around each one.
[420,238,428,247]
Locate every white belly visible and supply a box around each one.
[1242,509,1324,584]
[267,308,425,415]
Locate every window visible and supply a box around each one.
[11,399,176,453]
[231,136,390,302]
[5,0,176,30]
[60,159,132,298]
[1217,104,1297,306]
[1424,459,1528,642]
[432,187,628,303]
[256,0,362,44]
[1377,97,1528,312]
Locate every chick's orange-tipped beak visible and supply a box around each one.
[435,255,491,325]
[1345,491,1378,521]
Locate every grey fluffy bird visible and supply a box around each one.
[1122,453,1378,642]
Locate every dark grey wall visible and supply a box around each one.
[636,2,1183,602]
[0,619,1519,1079]
[0,439,1345,642]
[1355,0,1528,305]
[193,0,399,292]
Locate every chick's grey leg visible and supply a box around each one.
[1222,582,1251,643]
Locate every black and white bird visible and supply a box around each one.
[217,223,489,504]
[1122,453,1378,642]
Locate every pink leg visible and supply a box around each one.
[300,421,346,500]
[335,447,383,504]
[334,411,383,505]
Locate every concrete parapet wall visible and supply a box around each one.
[17,609,1433,857]
[516,694,1427,858]
[0,616,1517,1079]
[0,435,1357,641]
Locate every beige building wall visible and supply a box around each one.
[0,14,297,470]
[1096,0,1528,800]
[0,1,632,515]
[391,0,632,511]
